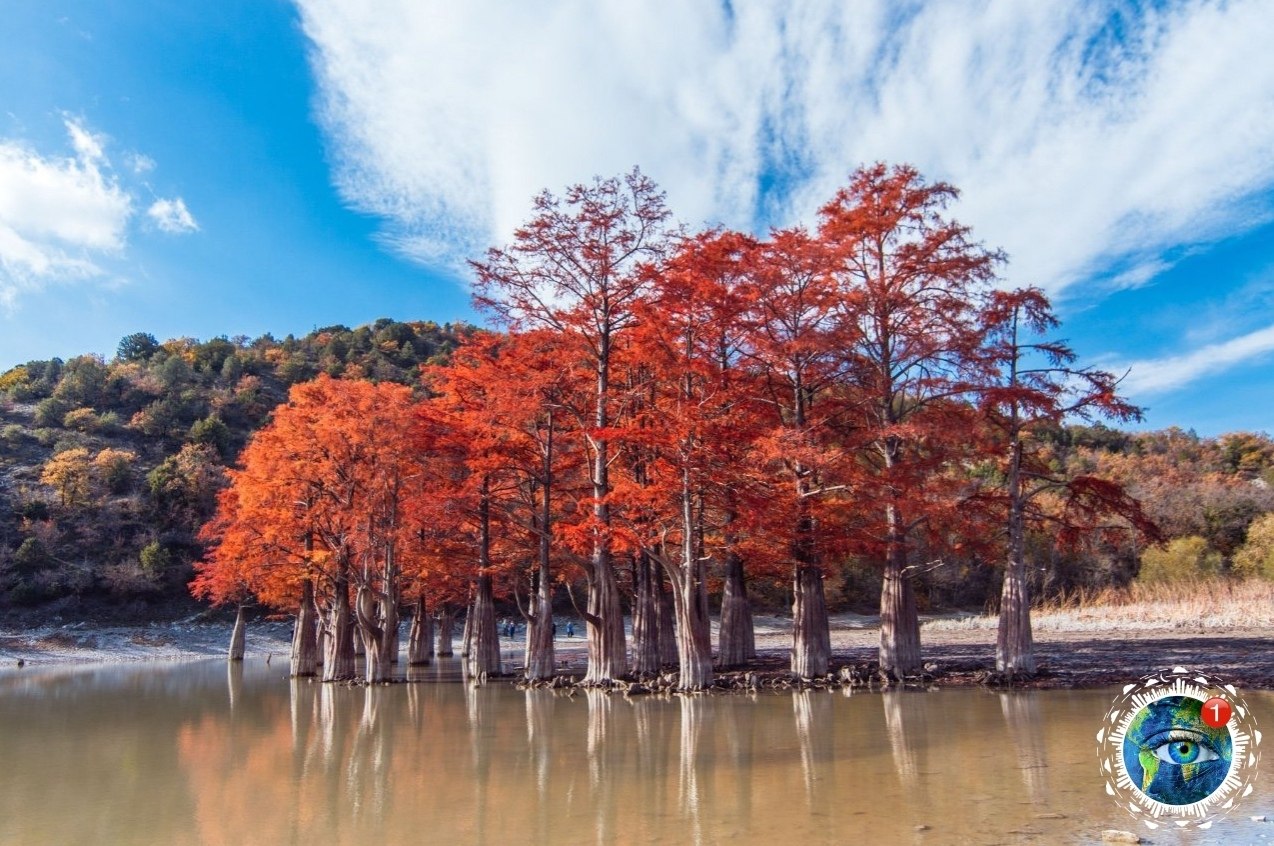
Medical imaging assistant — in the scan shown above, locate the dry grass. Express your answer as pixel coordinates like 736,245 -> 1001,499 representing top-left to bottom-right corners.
924,579 -> 1274,633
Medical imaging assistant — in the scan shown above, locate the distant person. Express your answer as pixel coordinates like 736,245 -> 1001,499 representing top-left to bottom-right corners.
566,621 -> 575,637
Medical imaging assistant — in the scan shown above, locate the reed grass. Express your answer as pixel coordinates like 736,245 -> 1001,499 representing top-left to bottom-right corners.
923,578 -> 1274,633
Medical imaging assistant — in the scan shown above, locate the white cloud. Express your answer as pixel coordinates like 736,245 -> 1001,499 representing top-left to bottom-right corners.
64,118 -> 105,163
0,119 -> 194,306
1121,323 -> 1274,394
147,197 -> 198,234
127,153 -> 156,175
0,118 -> 132,304
296,0 -> 1274,292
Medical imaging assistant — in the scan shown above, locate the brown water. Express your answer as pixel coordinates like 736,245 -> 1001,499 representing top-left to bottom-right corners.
1,660 -> 1272,845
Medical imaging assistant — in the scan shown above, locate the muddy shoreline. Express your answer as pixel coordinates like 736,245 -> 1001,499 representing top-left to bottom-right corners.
3,614 -> 1272,691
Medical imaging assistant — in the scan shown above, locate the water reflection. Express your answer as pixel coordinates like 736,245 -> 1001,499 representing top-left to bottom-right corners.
679,695 -> 706,845
882,690 -> 922,792
2,663 -> 1273,845
1000,691 -> 1050,804
794,689 -> 834,805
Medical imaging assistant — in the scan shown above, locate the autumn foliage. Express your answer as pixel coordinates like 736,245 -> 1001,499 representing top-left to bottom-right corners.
194,164 -> 1158,687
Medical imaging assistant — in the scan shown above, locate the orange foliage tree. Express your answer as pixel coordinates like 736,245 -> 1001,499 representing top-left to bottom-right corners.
194,375 -> 439,682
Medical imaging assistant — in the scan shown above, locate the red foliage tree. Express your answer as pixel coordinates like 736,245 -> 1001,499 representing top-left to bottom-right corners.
620,230 -> 769,688
978,287 -> 1156,674
817,163 -> 1003,677
471,168 -> 674,684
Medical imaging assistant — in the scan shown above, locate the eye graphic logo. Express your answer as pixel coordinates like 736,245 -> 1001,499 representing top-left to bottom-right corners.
1097,668 -> 1261,831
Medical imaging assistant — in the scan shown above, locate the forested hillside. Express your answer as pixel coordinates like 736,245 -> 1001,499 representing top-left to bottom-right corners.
917,424 -> 1274,609
0,319 -> 473,619
3,337 -> 1273,633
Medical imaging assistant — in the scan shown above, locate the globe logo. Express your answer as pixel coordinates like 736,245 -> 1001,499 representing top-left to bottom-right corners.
1097,668 -> 1261,831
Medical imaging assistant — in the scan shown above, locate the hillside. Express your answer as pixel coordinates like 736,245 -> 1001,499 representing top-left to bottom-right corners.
0,319 -> 473,621
1,318 -> 1272,624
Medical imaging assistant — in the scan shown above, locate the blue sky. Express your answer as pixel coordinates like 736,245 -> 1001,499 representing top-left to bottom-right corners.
1,1 -> 1272,436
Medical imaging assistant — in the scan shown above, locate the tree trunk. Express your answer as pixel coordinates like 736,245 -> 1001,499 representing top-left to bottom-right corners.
322,580 -> 356,682
583,549 -> 627,684
353,627 -> 366,658
667,565 -> 713,691
583,353 -> 628,685
356,584 -> 392,683
631,552 -> 660,676
460,600 -> 474,658
436,606 -> 456,657
996,455 -> 1035,673
227,604 -> 247,661
377,603 -> 398,678
790,498 -> 830,677
656,573 -> 677,666
384,603 -> 400,664
468,573 -> 502,677
315,614 -> 327,669
666,467 -> 713,690
879,535 -> 922,678
717,550 -> 755,668
408,597 -> 433,665
524,572 -> 556,681
290,580 -> 318,677
524,410 -> 557,682
791,564 -> 830,677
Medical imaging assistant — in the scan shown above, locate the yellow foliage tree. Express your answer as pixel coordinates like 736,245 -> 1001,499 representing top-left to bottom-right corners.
1234,513 -> 1274,580
1137,535 -> 1221,584
93,448 -> 137,494
40,448 -> 93,506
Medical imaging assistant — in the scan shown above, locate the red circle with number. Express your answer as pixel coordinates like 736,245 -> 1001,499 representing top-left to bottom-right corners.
1202,696 -> 1232,728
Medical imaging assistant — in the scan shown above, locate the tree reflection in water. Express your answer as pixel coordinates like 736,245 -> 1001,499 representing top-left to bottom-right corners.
999,692 -> 1049,805
225,661 -> 243,714
123,667 -> 1156,845
793,689 -> 835,808
679,695 -> 706,845
882,690 -> 919,792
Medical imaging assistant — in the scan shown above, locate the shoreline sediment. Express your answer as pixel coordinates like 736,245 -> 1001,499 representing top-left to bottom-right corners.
3,614 -> 1272,691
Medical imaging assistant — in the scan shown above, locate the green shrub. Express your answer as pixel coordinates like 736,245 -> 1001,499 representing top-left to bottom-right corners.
14,538 -> 53,574
18,500 -> 50,521
93,448 -> 137,495
188,415 -> 231,458
96,411 -> 123,434
1138,535 -> 1222,584
1234,513 -> 1274,580
33,397 -> 70,428
139,541 -> 173,578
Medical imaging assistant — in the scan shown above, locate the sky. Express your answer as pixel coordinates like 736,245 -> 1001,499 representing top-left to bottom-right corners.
0,0 -> 1272,436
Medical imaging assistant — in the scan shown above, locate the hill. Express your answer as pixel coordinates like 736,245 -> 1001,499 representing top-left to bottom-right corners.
0,319 -> 1272,623
0,319 -> 474,622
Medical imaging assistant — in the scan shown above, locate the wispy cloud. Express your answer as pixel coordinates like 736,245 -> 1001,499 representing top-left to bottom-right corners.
147,197 -> 198,234
296,0 -> 1274,291
126,153 -> 155,175
0,119 -> 196,306
0,118 -> 131,305
1121,323 -> 1274,395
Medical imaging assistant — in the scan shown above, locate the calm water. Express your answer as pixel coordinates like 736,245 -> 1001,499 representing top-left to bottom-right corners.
1,660 -> 1273,845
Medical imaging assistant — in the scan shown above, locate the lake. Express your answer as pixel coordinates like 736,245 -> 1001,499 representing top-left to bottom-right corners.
1,659 -> 1271,845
